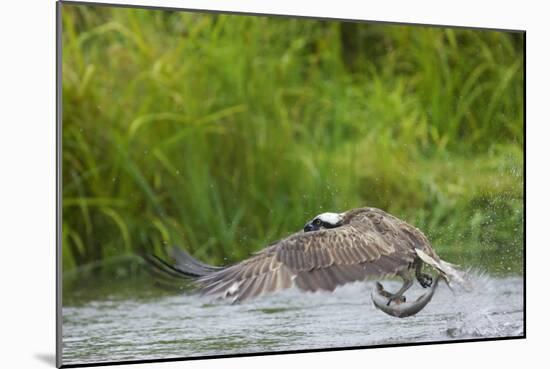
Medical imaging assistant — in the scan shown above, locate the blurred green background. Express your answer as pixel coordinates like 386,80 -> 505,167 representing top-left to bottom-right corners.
61,4 -> 524,293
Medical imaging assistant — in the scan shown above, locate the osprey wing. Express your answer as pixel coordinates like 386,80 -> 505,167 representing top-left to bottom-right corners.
196,209 -> 424,302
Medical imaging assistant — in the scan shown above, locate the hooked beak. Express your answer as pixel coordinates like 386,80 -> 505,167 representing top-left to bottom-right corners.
303,222 -> 319,232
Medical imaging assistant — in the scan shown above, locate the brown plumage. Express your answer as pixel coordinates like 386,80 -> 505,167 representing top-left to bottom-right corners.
146,207 -> 455,303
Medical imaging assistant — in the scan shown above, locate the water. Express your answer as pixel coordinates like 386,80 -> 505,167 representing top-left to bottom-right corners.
62,274 -> 524,365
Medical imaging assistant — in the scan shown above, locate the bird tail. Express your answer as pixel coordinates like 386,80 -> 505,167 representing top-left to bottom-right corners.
142,247 -> 223,281
415,249 -> 472,291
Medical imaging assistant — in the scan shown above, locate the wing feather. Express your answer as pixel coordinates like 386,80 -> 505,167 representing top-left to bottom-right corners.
262,271 -> 276,293
341,247 -> 356,264
294,271 -> 316,292
234,274 -> 266,302
201,278 -> 237,296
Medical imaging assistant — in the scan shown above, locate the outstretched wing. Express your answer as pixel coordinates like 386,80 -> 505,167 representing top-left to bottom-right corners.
196,209 -> 426,302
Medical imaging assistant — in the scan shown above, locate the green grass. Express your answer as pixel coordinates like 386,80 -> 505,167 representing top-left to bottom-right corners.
61,4 -> 524,286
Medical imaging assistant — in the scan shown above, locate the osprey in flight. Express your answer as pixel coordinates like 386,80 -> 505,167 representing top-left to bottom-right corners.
146,207 -> 466,317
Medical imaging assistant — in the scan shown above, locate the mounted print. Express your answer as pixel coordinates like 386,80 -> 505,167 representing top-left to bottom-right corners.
57,1 -> 525,367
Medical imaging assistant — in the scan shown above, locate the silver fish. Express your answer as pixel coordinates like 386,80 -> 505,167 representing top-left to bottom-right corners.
371,275 -> 441,318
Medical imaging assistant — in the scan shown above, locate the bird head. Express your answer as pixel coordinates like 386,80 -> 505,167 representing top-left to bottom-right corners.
303,212 -> 344,232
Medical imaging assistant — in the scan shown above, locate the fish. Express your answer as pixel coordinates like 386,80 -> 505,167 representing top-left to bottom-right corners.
371,275 -> 441,318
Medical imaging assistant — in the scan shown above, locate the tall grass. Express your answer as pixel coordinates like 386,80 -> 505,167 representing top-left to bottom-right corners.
61,4 -> 524,280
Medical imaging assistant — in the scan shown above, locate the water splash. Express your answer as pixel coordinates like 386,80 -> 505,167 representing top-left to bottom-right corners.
441,269 -> 523,339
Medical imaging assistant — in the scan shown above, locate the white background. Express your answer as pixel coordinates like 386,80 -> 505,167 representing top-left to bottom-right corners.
0,0 -> 547,368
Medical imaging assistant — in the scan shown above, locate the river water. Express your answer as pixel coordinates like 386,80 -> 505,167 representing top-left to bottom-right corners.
62,273 -> 524,366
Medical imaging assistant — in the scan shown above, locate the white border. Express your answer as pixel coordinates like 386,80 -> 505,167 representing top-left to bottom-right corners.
1,1 -> 547,368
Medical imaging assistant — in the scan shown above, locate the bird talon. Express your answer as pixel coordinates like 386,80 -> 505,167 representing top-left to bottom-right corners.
418,273 -> 433,288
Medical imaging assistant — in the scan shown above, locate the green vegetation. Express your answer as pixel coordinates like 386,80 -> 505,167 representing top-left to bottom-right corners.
61,4 -> 524,289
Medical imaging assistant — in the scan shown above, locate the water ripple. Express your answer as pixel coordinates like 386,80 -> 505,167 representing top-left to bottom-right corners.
63,274 -> 524,365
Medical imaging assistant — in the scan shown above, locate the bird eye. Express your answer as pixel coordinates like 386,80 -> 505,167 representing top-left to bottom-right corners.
313,219 -> 322,226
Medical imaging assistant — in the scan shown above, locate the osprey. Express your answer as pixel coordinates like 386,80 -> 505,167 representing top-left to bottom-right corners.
146,207 -> 466,317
